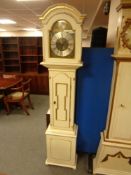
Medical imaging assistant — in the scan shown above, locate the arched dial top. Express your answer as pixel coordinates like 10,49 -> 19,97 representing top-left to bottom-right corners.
121,19 -> 131,50
50,20 -> 75,58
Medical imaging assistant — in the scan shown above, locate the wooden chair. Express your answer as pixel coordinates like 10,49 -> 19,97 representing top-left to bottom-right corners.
0,94 -> 4,99
0,93 -> 4,110
4,79 -> 34,115
2,74 -> 17,79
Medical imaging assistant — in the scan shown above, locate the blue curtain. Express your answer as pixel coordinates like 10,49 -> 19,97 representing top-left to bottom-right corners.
76,48 -> 114,153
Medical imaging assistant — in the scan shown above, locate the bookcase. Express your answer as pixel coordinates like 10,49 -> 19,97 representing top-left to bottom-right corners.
0,38 -> 4,73
19,37 -> 44,73
0,37 -> 48,94
2,37 -> 20,73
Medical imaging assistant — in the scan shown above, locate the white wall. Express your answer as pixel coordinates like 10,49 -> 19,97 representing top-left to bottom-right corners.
0,31 -> 42,37
106,0 -> 120,47
0,0 -> 120,47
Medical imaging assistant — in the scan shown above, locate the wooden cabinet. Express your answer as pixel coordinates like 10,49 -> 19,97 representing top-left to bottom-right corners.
0,37 -> 48,95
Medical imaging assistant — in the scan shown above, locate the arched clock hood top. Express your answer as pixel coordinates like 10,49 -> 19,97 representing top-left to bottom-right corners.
40,3 -> 86,25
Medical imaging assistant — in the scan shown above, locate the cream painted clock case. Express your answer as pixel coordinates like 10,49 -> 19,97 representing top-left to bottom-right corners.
40,4 -> 85,169
93,1 -> 131,175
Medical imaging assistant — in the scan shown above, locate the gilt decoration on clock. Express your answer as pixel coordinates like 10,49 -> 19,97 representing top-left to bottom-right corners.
121,18 -> 131,50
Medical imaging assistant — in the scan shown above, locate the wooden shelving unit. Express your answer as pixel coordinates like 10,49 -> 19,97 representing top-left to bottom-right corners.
2,37 -> 20,73
0,38 -> 4,73
19,37 -> 38,73
0,37 -> 48,94
19,37 -> 44,73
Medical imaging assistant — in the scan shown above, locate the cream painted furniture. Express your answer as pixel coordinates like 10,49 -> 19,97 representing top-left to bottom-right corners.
40,4 -> 85,169
93,1 -> 131,175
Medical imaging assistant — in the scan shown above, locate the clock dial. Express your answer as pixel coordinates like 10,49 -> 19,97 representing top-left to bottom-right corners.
51,31 -> 74,57
50,20 -> 75,58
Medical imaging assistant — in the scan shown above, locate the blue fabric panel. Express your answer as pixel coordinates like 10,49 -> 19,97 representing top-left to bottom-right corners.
75,48 -> 114,153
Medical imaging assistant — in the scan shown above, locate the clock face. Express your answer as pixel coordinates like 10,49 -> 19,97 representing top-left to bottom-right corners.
50,20 -> 75,58
121,19 -> 131,50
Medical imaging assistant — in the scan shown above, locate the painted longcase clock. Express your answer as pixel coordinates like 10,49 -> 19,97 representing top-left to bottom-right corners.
40,4 -> 85,169
93,1 -> 131,175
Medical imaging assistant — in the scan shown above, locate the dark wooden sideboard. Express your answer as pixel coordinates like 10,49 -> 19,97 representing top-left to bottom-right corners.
0,37 -> 49,95
21,72 -> 49,95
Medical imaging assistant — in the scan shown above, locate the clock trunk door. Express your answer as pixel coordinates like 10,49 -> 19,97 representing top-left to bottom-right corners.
109,62 -> 131,141
52,72 -> 71,128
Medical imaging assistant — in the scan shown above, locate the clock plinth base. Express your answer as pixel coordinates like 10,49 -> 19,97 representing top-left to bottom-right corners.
45,157 -> 77,169
45,124 -> 78,169
93,133 -> 131,175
